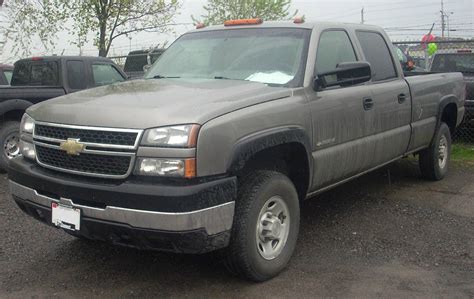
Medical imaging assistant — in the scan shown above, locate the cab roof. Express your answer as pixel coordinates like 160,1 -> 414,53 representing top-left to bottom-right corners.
189,20 -> 383,33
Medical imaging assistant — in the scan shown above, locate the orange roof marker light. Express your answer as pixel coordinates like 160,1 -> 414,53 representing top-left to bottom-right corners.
294,16 -> 305,24
224,18 -> 263,26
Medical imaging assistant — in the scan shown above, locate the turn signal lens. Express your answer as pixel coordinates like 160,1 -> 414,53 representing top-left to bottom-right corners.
224,18 -> 263,26
19,140 -> 36,160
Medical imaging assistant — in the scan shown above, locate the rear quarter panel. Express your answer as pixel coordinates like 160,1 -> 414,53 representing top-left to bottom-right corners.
406,72 -> 465,151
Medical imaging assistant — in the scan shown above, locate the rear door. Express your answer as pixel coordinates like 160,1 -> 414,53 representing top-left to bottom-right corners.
308,29 -> 375,190
355,30 -> 412,166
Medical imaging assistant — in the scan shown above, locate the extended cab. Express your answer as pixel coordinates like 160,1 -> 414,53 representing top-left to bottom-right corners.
8,21 -> 465,281
0,56 -> 126,170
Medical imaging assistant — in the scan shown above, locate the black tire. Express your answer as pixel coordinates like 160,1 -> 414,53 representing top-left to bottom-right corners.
0,121 -> 21,172
419,122 -> 451,181
224,170 -> 300,282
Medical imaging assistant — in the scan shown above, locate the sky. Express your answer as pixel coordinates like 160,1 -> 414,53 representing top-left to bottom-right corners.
0,0 -> 473,63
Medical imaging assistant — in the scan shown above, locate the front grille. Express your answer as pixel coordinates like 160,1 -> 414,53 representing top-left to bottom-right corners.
35,124 -> 138,146
36,145 -> 132,176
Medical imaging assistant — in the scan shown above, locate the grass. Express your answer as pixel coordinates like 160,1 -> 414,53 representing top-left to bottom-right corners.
451,143 -> 474,164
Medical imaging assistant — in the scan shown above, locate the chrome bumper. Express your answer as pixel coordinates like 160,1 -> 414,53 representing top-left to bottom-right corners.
9,180 -> 234,235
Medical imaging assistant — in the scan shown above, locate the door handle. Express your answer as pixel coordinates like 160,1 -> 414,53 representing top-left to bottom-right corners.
363,98 -> 374,111
398,93 -> 407,104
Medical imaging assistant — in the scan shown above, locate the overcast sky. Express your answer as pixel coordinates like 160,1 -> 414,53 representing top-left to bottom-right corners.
1,0 -> 473,62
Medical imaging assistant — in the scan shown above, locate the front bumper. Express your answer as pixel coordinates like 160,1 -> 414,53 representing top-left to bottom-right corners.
9,158 -> 237,253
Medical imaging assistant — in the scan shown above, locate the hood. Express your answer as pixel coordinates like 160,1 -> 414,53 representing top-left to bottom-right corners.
27,79 -> 292,129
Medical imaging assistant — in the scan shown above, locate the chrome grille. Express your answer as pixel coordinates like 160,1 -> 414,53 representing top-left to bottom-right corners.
36,145 -> 132,176
35,124 -> 138,146
32,122 -> 142,179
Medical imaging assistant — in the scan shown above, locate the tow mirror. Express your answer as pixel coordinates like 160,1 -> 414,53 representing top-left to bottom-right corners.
314,61 -> 371,91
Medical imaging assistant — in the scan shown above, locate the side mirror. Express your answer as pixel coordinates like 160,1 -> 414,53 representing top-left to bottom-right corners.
314,61 -> 372,91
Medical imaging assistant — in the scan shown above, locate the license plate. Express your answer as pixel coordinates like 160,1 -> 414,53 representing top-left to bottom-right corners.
51,202 -> 81,231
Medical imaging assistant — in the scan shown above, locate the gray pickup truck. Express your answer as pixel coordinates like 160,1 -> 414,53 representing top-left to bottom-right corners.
9,20 -> 465,281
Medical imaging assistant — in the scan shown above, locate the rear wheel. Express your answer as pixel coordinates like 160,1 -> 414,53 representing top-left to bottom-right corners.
0,121 -> 21,172
419,122 -> 451,181
224,170 -> 300,282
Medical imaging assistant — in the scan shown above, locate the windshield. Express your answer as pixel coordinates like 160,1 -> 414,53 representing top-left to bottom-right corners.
145,28 -> 311,87
431,53 -> 474,73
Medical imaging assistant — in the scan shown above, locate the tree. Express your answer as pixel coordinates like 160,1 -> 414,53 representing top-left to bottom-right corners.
0,0 -> 181,58
193,0 -> 297,25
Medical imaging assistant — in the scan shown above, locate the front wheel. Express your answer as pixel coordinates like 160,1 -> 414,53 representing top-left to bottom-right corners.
224,171 -> 300,282
0,121 -> 22,172
419,122 -> 451,181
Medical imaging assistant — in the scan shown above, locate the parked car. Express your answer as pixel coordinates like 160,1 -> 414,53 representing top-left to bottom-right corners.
123,48 -> 166,79
9,20 -> 465,281
0,56 -> 127,171
0,64 -> 13,85
430,50 -> 474,126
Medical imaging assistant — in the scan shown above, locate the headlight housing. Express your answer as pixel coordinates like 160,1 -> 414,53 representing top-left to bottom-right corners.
20,114 -> 35,134
19,140 -> 36,160
134,158 -> 196,178
141,124 -> 200,148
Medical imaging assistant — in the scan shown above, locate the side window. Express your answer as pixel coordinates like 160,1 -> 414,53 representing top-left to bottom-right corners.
92,64 -> 125,86
315,30 -> 357,74
67,60 -> 87,89
3,70 -> 12,85
356,31 -> 397,81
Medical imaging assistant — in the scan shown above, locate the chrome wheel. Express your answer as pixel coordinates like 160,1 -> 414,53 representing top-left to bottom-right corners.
4,132 -> 20,160
256,196 -> 290,260
438,135 -> 448,169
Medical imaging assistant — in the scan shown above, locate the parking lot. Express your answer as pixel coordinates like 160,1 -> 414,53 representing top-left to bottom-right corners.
0,159 -> 473,298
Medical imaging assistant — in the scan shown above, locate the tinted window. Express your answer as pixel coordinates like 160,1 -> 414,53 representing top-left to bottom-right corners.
11,61 -> 59,86
123,51 -> 148,72
92,64 -> 125,86
356,31 -> 397,81
4,70 -> 12,85
67,61 -> 87,89
316,30 -> 357,74
431,53 -> 474,73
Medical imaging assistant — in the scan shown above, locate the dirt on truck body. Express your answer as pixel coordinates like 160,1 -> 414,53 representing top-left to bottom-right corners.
8,20 -> 466,281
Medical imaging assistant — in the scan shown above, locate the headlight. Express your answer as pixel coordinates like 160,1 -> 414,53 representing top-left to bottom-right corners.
141,124 -> 200,147
134,158 -> 196,178
20,114 -> 35,134
19,140 -> 36,160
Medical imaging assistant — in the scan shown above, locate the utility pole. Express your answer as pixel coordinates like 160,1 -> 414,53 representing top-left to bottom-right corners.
440,0 -> 446,38
360,7 -> 365,24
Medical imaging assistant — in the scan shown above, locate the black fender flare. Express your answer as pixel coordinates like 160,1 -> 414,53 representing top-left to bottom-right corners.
226,126 -> 313,181
0,99 -> 34,120
436,95 -> 459,128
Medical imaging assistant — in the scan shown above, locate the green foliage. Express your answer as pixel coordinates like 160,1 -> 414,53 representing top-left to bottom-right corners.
0,0 -> 181,58
451,144 -> 474,162
193,0 -> 297,25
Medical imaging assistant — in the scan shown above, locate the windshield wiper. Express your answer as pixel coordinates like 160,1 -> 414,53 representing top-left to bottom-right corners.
152,75 -> 181,79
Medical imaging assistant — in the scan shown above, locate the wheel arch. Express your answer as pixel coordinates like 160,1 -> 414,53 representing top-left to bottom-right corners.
227,126 -> 313,201
0,99 -> 34,123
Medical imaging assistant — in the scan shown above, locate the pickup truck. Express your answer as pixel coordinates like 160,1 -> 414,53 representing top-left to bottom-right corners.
430,50 -> 473,126
8,20 -> 465,282
0,64 -> 13,85
0,56 -> 126,171
123,48 -> 166,79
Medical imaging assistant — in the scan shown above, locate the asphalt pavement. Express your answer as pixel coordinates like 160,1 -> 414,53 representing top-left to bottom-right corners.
0,159 -> 473,298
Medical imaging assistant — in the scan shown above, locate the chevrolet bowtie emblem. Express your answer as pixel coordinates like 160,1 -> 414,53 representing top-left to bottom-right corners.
59,138 -> 85,156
